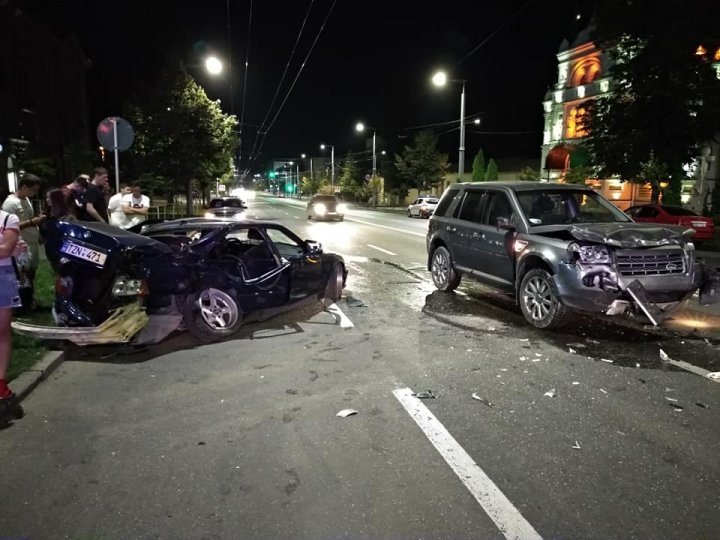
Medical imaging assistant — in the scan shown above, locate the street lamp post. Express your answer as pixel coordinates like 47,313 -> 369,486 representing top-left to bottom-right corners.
355,122 -> 377,177
320,144 -> 335,191
432,70 -> 467,177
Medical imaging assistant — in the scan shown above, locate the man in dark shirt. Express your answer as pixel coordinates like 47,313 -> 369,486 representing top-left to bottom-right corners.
79,167 -> 109,223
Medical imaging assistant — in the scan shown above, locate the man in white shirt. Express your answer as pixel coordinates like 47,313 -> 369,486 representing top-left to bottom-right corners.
1,174 -> 42,309
108,184 -> 132,228
122,182 -> 151,229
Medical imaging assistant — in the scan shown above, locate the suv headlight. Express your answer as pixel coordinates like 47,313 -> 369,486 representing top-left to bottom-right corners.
314,203 -> 327,215
577,244 -> 611,264
336,203 -> 348,214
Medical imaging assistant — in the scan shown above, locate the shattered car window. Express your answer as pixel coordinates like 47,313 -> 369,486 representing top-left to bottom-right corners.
517,190 -> 631,226
266,228 -> 305,258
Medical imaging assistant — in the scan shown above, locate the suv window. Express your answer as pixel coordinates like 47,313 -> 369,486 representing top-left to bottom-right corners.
433,187 -> 460,217
455,190 -> 485,223
484,192 -> 514,225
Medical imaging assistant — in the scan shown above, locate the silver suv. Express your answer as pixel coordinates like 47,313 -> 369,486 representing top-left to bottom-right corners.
426,182 -> 717,329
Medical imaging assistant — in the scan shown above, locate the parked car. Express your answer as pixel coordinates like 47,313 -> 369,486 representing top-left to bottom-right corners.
307,195 -> 347,221
426,182 -> 718,329
204,197 -> 247,219
12,219 -> 347,344
624,204 -> 715,246
407,196 -> 439,218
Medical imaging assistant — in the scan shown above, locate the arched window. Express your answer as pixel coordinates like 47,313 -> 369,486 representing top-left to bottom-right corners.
565,104 -> 589,139
569,58 -> 601,87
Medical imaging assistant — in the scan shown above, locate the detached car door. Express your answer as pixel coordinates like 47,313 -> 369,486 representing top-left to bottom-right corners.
265,227 -> 325,301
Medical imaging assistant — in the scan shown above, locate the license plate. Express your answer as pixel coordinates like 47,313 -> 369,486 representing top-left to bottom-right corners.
691,221 -> 707,228
60,241 -> 107,267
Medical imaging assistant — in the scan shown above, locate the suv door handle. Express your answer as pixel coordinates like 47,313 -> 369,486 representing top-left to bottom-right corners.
446,226 -> 457,233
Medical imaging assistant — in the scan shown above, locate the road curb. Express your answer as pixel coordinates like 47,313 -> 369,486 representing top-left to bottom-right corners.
12,349 -> 65,403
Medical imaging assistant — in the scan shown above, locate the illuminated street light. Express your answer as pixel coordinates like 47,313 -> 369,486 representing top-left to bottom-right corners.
320,143 -> 335,189
432,69 -> 466,176
205,56 -> 223,75
355,122 -> 377,177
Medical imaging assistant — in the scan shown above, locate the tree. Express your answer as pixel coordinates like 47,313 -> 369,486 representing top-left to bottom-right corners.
471,149 -> 486,181
338,152 -> 364,201
585,0 -> 720,206
564,165 -> 596,185
301,169 -> 328,196
484,158 -> 498,181
393,130 -> 449,192
124,66 -> 237,215
518,166 -> 540,181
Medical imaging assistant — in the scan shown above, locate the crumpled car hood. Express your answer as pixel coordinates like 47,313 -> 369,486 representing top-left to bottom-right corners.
569,223 -> 694,248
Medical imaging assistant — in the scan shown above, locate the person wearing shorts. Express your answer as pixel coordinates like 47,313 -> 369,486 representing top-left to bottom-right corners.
0,209 -> 26,401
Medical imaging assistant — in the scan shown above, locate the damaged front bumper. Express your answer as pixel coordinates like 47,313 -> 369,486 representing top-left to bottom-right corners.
11,302 -> 149,346
553,258 -> 719,326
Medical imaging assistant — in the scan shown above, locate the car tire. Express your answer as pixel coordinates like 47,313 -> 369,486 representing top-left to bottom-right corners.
308,215 -> 312,220
407,210 -> 412,217
519,268 -> 570,329
430,246 -> 461,292
182,287 -> 243,343
324,263 -> 345,303
338,216 -> 344,222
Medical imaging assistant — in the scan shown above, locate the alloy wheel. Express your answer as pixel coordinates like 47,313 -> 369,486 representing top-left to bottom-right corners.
522,276 -> 554,322
196,288 -> 240,329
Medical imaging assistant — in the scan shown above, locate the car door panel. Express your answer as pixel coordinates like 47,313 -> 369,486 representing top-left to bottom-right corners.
473,191 -> 515,285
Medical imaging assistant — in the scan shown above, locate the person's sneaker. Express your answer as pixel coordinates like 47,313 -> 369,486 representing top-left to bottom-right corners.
0,379 -> 14,400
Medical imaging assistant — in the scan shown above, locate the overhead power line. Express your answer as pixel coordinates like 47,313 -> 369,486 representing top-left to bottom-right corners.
237,0 -> 253,161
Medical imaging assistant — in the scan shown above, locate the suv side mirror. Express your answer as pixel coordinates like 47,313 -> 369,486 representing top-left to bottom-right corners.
497,217 -> 515,231
305,240 -> 323,254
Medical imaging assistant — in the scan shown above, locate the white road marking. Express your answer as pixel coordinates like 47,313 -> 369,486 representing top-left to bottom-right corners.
667,358 -> 719,381
393,387 -> 542,540
367,244 -> 397,256
348,217 -> 426,238
325,302 -> 354,329
338,254 -> 371,264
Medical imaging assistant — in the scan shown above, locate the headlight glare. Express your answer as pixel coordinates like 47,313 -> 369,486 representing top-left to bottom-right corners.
315,203 -> 327,215
336,203 -> 348,214
204,212 -> 215,219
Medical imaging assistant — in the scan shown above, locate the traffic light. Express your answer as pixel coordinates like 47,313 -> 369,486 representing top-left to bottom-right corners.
285,183 -> 294,193
268,171 -> 276,179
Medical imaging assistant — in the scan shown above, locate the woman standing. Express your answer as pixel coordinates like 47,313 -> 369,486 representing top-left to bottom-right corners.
0,207 -> 27,415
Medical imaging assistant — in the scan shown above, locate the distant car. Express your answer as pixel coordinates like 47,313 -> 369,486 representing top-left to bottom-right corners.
204,197 -> 247,220
407,197 -> 439,218
624,204 -> 715,245
307,195 -> 347,221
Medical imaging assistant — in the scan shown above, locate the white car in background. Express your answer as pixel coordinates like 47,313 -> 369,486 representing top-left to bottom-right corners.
407,197 -> 439,218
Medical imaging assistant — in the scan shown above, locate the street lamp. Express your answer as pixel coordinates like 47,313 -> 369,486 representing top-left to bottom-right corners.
432,70 -> 467,177
355,122 -> 377,177
205,56 -> 223,75
320,143 -> 335,191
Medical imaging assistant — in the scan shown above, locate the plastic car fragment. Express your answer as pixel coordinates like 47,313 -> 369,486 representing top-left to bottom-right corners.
471,393 -> 493,407
543,388 -> 556,398
346,297 -> 365,308
572,441 -> 581,450
336,409 -> 358,417
412,390 -> 436,399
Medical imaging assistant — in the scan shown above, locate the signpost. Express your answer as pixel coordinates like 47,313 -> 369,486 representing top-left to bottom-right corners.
96,117 -> 135,193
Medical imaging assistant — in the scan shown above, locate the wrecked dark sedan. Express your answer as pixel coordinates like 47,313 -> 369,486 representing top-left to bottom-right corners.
427,182 -> 718,329
12,218 -> 347,344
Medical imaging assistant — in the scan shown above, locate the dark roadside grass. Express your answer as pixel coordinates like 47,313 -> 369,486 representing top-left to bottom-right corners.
8,258 -> 56,382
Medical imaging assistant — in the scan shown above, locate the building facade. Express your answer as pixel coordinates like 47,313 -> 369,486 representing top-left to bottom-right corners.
541,28 -> 720,211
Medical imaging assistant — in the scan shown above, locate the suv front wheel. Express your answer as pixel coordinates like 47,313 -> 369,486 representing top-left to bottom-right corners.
519,268 -> 570,329
430,246 -> 461,292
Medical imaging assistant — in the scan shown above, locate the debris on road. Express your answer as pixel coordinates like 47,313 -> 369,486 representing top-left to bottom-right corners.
569,348 -> 577,354
520,356 -> 528,361
572,441 -> 581,450
586,339 -> 600,344
336,409 -> 358,417
572,381 -> 580,385
708,372 -> 720,381
544,388 -> 557,398
665,396 -> 678,403
668,403 -> 684,411
412,390 -> 436,399
519,338 -> 529,342
471,393 -> 494,407
567,343 -> 587,349
666,388 -> 675,392
696,402 -> 710,409
346,297 -> 365,308
600,358 -> 614,364
659,349 -> 670,362
535,353 -> 542,357
600,388 -> 608,394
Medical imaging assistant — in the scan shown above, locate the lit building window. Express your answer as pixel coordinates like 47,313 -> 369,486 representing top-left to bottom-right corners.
543,101 -> 552,113
570,58 -> 601,87
554,91 -> 563,103
565,104 -> 589,139
577,85 -> 585,98
715,47 -> 720,61
543,130 -> 551,144
600,80 -> 610,93
696,45 -> 707,56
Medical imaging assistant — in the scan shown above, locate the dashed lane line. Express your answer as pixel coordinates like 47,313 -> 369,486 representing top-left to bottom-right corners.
393,387 -> 543,540
367,244 -> 397,256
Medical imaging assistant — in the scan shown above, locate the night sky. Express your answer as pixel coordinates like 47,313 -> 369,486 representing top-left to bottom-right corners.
23,0 -> 594,172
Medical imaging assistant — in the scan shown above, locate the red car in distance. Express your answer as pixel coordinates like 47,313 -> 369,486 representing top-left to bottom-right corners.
624,204 -> 715,245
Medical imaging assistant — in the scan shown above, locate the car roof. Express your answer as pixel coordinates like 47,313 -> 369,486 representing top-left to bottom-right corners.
450,181 -> 595,192
142,217 -> 281,234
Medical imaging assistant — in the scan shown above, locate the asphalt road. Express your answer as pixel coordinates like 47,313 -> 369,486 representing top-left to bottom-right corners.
2,194 -> 720,540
